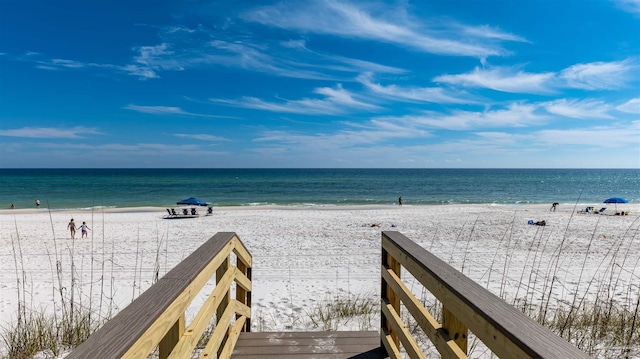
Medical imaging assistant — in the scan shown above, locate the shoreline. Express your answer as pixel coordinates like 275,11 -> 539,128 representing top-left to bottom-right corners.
0,202 -> 626,215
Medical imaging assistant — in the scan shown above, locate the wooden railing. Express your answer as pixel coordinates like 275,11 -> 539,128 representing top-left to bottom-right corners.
380,231 -> 591,359
67,232 -> 252,359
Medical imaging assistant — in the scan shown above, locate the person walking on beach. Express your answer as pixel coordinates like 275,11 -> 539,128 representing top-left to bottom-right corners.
67,218 -> 77,239
80,221 -> 91,238
398,196 -> 403,206
550,202 -> 558,212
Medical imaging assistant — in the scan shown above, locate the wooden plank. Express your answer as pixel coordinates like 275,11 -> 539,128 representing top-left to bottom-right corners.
232,236 -> 253,268
442,307 -> 467,354
201,300 -> 237,357
381,231 -> 591,359
380,247 -> 400,347
234,266 -> 252,292
236,260 -> 251,332
216,254 -> 231,358
380,328 -> 401,359
381,266 -> 467,359
236,331 -> 380,341
66,232 -> 239,359
231,331 -> 388,359
219,316 -> 247,358
159,314 -> 185,359
167,267 -> 235,359
380,299 -> 427,359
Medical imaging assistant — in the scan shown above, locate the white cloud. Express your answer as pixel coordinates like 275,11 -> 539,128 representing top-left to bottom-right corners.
213,85 -> 379,115
0,126 -> 100,139
616,98 -> 640,114
434,59 -> 637,93
543,99 -> 613,119
124,104 -> 189,115
434,66 -> 555,94
51,59 -> 86,68
458,24 -> 528,43
378,102 -> 545,130
174,133 -> 230,142
560,60 -> 636,90
253,117 -> 430,153
613,0 -> 640,15
123,104 -> 233,118
358,73 -> 475,104
242,0 -> 519,58
123,43 -> 181,79
534,122 -> 640,147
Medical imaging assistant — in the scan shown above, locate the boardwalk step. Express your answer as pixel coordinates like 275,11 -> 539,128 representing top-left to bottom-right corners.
231,331 -> 389,358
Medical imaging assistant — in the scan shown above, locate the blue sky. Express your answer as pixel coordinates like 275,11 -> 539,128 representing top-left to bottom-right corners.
1,0 -> 639,168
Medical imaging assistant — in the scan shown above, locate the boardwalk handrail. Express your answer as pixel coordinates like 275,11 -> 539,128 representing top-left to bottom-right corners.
67,232 -> 252,359
380,231 -> 590,359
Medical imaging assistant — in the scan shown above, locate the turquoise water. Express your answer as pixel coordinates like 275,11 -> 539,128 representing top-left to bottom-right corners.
0,168 -> 638,209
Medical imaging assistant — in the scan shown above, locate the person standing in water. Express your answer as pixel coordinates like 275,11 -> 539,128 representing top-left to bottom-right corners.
398,196 -> 403,206
80,221 -> 91,238
67,218 -> 77,239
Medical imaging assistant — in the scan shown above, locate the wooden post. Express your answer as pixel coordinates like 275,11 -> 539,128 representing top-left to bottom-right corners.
442,307 -> 468,354
216,256 -> 230,358
158,313 -> 184,359
236,261 -> 252,332
381,247 -> 401,347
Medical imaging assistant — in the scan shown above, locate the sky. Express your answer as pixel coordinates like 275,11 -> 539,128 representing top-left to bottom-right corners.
0,0 -> 639,168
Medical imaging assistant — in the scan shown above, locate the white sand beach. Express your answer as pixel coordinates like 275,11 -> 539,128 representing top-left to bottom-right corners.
1,204 -> 639,357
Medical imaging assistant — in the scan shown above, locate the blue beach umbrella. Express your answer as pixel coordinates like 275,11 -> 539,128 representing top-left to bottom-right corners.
176,197 -> 209,206
603,197 -> 628,212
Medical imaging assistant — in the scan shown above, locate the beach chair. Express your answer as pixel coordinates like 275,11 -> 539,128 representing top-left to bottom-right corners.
207,206 -> 213,215
171,208 -> 178,216
182,208 -> 189,215
166,209 -> 173,216
190,208 -> 197,215
597,207 -> 606,214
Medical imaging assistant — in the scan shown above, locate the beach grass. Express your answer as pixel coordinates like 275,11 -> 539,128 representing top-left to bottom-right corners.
305,293 -> 377,331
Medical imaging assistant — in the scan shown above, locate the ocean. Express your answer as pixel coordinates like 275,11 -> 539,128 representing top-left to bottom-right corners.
0,168 -> 638,210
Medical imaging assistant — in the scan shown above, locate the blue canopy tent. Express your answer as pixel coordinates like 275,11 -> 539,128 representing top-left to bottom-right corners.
176,197 -> 209,206
603,197 -> 628,212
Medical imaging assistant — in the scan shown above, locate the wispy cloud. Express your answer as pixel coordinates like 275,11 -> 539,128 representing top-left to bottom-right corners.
0,126 -> 100,139
434,66 -> 555,94
124,104 -> 189,115
357,72 -> 476,104
376,102 -> 546,130
434,59 -> 637,93
560,59 -> 637,90
213,84 -> 380,115
616,98 -> 640,113
457,24 -> 529,43
252,117 -> 430,156
174,133 -> 230,142
121,43 -> 181,79
242,0 -> 521,59
123,104 -> 233,118
613,0 -> 640,15
543,99 -> 613,119
533,121 -> 640,147
468,123 -> 639,151
51,59 -> 86,68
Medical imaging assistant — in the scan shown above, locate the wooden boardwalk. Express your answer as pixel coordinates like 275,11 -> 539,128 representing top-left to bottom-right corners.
230,331 -> 389,359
